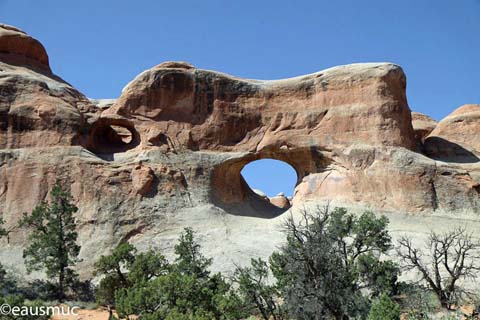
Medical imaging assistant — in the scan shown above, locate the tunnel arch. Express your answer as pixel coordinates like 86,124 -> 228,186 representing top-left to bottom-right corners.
211,147 -> 329,218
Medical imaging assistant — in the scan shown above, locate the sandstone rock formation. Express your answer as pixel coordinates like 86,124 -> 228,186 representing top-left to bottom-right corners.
0,25 -> 479,277
424,104 -> 480,162
0,24 -> 50,71
269,195 -> 291,209
411,111 -> 437,143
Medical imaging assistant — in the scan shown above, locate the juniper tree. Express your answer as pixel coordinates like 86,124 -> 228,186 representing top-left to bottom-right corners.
19,184 -> 80,301
233,258 -> 285,320
111,228 -> 247,319
270,206 -> 399,320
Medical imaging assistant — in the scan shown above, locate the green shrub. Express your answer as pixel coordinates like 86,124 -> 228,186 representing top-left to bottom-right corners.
233,258 -> 285,320
96,228 -> 249,319
367,293 -> 400,320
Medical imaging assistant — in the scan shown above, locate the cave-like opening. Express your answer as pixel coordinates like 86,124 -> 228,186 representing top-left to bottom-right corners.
84,119 -> 139,156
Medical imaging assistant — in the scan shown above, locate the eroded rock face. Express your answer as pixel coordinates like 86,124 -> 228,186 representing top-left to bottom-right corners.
411,112 -> 437,144
0,26 -> 479,278
0,24 -> 50,71
424,104 -> 480,162
0,25 -> 94,149
108,62 -> 416,153
270,195 -> 291,209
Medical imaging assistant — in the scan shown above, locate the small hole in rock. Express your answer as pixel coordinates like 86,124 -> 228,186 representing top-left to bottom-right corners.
86,122 -> 138,155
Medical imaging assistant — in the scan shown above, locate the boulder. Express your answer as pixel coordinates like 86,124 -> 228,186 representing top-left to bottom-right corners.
131,165 -> 156,196
269,195 -> 291,209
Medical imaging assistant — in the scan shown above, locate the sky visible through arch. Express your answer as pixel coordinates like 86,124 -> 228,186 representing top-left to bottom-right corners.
2,0 -> 479,195
241,160 -> 297,198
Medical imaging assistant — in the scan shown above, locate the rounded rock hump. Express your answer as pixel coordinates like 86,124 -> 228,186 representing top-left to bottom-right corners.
0,24 -> 93,149
424,104 -> 480,162
108,62 -> 416,152
156,61 -> 195,69
0,24 -> 50,71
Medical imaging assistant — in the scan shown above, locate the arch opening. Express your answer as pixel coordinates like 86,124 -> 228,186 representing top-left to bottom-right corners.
211,148 -> 327,218
241,159 -> 297,209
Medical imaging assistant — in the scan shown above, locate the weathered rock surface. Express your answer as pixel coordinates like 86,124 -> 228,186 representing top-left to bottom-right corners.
0,24 -> 50,71
269,195 -> 291,209
411,111 -> 437,143
0,26 -> 479,278
424,104 -> 480,162
0,25 -> 95,150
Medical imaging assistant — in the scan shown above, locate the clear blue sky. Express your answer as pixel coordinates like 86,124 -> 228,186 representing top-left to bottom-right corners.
2,0 -> 479,196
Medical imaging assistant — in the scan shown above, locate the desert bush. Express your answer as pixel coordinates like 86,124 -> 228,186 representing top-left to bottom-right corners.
94,242 -> 137,306
96,228 -> 248,319
367,293 -> 401,320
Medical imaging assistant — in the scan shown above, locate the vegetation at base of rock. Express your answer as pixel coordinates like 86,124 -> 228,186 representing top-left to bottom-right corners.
233,257 -> 285,320
367,293 -> 401,320
95,228 -> 249,319
3,194 -> 480,319
0,217 -> 50,320
267,206 -> 400,319
19,184 -> 81,302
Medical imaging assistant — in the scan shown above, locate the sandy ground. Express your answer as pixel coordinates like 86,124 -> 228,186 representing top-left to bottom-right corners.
50,308 -> 112,320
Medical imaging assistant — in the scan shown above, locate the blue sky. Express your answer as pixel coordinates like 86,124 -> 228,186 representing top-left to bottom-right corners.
2,0 -> 479,196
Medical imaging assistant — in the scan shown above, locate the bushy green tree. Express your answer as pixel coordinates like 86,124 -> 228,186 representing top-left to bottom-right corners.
96,228 -> 247,319
367,293 -> 401,320
19,184 -> 80,301
233,258 -> 284,320
174,228 -> 212,279
94,242 -> 137,306
270,206 -> 399,320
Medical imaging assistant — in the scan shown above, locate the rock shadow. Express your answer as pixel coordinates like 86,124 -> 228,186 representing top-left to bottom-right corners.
213,175 -> 290,219
81,118 -> 141,160
424,137 -> 479,163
